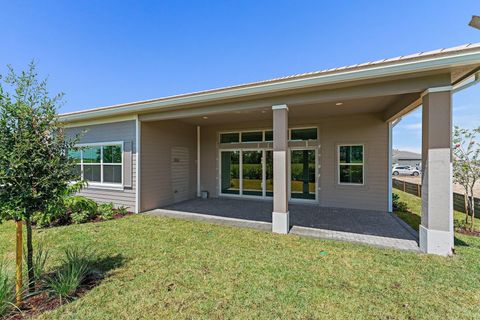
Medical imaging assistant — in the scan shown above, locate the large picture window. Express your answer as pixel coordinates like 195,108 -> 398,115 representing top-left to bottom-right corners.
338,145 -> 364,185
69,142 -> 123,185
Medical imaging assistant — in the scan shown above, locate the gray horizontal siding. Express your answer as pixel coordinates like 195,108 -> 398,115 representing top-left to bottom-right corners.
65,120 -> 137,211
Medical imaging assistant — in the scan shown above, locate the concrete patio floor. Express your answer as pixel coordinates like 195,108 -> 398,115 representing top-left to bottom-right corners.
147,198 -> 419,252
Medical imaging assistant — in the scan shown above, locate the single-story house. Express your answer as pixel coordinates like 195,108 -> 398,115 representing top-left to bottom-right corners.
392,149 -> 422,167
62,43 -> 480,256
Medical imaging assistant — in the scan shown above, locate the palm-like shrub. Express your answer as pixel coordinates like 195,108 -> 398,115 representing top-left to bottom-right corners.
28,244 -> 49,284
0,262 -> 15,317
46,248 -> 91,303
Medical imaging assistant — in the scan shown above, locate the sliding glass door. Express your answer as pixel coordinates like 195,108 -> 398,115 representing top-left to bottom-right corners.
220,149 -> 266,197
220,148 -> 316,201
220,151 -> 240,194
265,150 -> 274,197
290,149 -> 316,200
242,151 -> 263,196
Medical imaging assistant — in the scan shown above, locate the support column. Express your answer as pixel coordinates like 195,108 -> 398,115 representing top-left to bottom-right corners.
420,88 -> 454,256
272,104 -> 289,234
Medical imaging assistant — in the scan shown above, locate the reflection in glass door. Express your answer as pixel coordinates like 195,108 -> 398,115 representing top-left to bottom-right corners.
221,151 -> 240,194
242,151 -> 263,196
265,151 -> 273,197
291,150 -> 316,199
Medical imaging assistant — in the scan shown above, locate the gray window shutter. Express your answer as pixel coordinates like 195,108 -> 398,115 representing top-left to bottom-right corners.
123,141 -> 133,188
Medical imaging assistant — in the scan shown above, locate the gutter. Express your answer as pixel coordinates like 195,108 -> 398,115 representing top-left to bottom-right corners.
453,72 -> 480,93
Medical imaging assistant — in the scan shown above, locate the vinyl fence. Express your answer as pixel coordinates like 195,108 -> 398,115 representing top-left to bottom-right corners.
392,178 -> 480,214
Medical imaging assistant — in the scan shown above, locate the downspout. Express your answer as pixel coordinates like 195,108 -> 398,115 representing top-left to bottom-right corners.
197,126 -> 201,197
135,115 -> 141,213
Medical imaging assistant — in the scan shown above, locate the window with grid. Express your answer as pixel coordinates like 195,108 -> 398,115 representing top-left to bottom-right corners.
69,143 -> 123,185
338,145 -> 364,185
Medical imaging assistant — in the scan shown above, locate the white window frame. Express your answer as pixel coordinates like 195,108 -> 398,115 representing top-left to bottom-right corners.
240,131 -> 264,143
74,141 -> 124,188
289,127 -> 318,141
288,147 -> 318,202
337,144 -> 365,186
218,147 -> 318,203
218,127 -> 318,144
219,148 -> 274,199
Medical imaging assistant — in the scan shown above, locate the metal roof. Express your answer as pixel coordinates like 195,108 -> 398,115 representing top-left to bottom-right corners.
61,43 -> 480,122
393,149 -> 422,160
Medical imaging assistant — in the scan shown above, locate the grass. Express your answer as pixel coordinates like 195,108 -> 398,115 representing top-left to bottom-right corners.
0,213 -> 479,318
394,189 -> 480,233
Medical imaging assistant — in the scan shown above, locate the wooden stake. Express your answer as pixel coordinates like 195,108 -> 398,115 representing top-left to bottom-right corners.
15,220 -> 22,305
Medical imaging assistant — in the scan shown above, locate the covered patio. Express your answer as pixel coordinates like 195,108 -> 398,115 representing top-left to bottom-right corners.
128,44 -> 480,256
148,198 -> 419,251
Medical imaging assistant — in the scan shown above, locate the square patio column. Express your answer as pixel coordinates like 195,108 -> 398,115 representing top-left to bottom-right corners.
272,104 -> 289,234
420,89 -> 454,256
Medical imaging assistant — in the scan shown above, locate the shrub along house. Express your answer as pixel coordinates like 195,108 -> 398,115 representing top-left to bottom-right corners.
62,43 -> 480,256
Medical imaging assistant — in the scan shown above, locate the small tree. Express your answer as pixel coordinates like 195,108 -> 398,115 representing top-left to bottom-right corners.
0,62 -> 80,301
453,126 -> 480,231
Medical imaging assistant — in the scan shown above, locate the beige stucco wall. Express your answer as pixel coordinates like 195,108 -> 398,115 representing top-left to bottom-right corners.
140,120 -> 197,211
199,113 -> 389,212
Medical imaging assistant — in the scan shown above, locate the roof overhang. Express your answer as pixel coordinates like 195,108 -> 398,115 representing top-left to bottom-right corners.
60,44 -> 480,124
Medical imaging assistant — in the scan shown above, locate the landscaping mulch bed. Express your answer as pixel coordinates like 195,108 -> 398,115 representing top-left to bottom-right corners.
6,272 -> 104,320
456,228 -> 480,237
90,211 -> 133,224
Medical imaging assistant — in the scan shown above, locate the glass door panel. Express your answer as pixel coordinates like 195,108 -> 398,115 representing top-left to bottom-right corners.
221,151 -> 240,194
242,151 -> 263,196
265,150 -> 273,197
291,150 -> 316,200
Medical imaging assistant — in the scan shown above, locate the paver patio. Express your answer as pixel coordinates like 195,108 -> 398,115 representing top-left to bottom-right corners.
147,198 -> 419,252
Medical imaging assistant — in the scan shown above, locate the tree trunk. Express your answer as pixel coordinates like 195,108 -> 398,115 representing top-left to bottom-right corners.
25,218 -> 35,293
15,220 -> 23,305
470,190 -> 476,232
464,193 -> 469,224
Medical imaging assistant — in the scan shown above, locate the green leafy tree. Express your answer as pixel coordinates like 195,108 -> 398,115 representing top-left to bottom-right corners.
453,126 -> 480,231
0,62 -> 81,298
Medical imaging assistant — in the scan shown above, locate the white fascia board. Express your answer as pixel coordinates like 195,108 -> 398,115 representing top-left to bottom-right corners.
62,114 -> 137,128
421,86 -> 453,97
60,50 -> 480,123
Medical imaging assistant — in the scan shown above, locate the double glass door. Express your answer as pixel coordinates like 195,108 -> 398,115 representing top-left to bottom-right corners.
220,149 -> 315,200
221,149 -> 273,198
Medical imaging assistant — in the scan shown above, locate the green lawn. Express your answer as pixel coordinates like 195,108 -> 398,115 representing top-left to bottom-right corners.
394,189 -> 480,233
0,210 -> 479,319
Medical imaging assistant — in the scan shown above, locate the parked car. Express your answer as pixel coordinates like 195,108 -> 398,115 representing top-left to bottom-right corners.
392,165 -> 420,176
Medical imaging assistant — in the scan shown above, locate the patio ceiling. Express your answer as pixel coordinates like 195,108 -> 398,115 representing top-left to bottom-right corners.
175,94 -> 409,126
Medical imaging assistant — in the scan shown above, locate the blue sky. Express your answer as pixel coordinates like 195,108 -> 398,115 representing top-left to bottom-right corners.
1,1 -> 479,153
